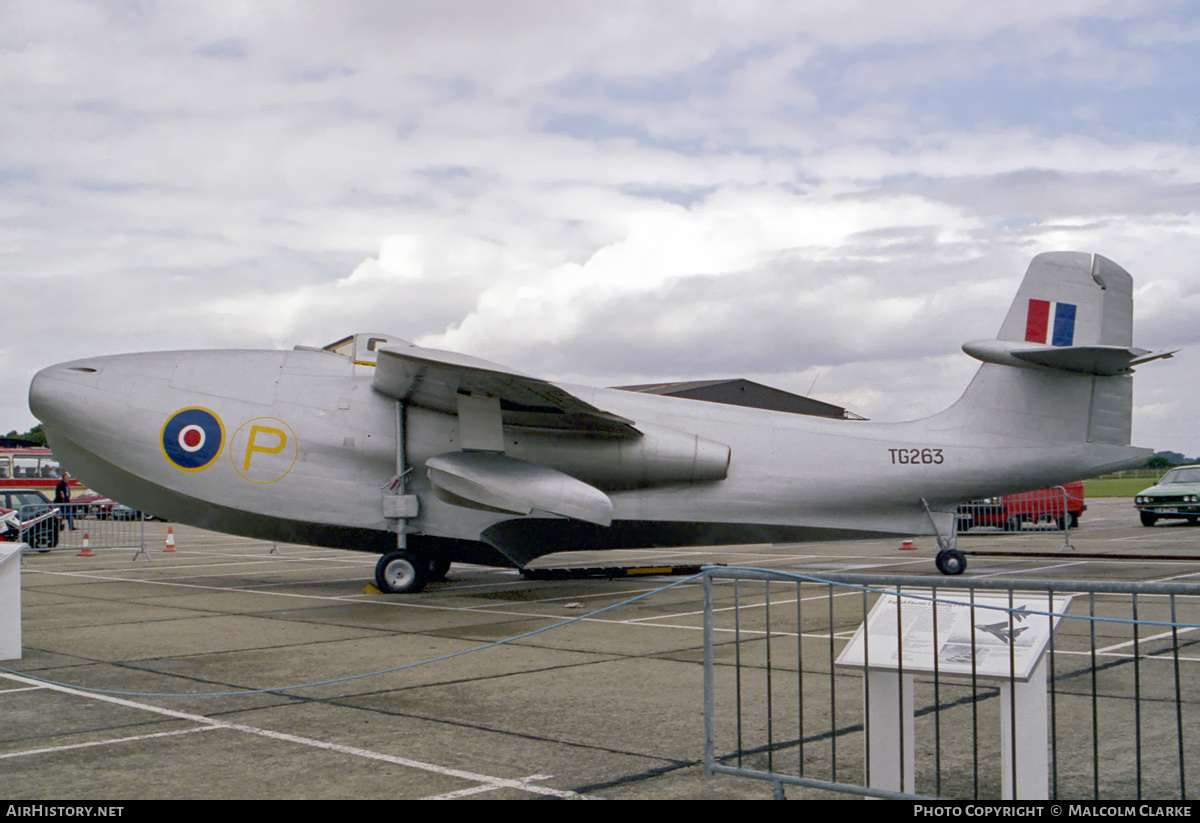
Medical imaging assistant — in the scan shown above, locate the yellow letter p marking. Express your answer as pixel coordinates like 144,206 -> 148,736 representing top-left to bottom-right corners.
243,425 -> 287,471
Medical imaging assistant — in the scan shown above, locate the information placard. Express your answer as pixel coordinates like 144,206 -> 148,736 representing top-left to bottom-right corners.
836,588 -> 1072,681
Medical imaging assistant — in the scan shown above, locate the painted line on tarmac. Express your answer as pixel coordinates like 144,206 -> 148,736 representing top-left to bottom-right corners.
23,567 -> 388,602
0,672 -> 587,800
1152,570 -> 1200,583
974,559 -> 1092,577
0,725 -> 221,760
1053,648 -> 1200,663
630,585 -> 861,625
20,566 -> 720,637
168,548 -> 369,564
27,554 -> 371,576
422,774 -> 574,800
1093,626 -> 1199,656
0,685 -> 43,695
34,558 -> 1199,657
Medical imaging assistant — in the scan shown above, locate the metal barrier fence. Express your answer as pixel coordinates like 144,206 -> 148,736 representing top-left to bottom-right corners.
16,503 -> 145,555
702,567 -> 1200,800
1098,469 -> 1172,481
956,485 -> 1079,550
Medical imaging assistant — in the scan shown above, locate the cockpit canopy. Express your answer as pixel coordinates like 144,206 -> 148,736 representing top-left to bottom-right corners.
319,333 -> 412,367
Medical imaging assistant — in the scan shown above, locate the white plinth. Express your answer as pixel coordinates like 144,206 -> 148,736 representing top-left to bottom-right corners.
866,670 -> 915,794
839,589 -> 1069,800
0,543 -> 23,660
1000,656 -> 1049,799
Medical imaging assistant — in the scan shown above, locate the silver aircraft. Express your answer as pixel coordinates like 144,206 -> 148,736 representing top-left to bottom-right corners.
29,252 -> 1173,591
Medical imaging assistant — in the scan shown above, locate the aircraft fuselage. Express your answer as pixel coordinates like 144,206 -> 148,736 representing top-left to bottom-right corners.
29,342 -> 1146,567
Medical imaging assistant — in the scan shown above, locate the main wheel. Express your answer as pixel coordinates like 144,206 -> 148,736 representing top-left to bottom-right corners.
1139,512 -> 1158,527
935,549 -> 967,576
375,551 -> 430,594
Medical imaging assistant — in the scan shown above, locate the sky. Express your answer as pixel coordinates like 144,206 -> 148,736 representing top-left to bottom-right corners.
2,0 -> 1198,456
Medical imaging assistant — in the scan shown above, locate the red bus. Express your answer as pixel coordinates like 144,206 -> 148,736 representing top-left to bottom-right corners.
0,446 -> 86,493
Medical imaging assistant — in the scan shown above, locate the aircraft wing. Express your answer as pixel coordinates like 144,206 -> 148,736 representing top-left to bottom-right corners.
372,345 -> 639,436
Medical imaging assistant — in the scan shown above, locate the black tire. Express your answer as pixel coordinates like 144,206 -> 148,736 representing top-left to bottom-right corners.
375,550 -> 429,594
935,549 -> 966,576
1069,512 -> 1080,528
427,557 -> 451,581
27,522 -> 59,550
1140,511 -> 1158,527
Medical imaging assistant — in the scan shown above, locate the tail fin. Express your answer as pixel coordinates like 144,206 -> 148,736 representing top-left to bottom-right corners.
943,252 -> 1171,457
999,251 -> 1133,347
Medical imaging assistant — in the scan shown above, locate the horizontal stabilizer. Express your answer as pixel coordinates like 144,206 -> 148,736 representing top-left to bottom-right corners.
425,451 -> 613,526
373,345 -> 638,436
962,339 -> 1177,376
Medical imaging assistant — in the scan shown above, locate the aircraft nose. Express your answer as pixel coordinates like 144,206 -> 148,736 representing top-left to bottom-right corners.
29,359 -> 106,434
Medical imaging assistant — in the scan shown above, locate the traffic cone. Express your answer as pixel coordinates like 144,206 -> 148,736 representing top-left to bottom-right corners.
77,532 -> 95,557
164,526 -> 176,552
899,539 -> 916,551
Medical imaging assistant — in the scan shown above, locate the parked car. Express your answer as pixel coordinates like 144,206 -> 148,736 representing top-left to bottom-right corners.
73,493 -> 116,519
107,502 -> 144,521
73,493 -> 151,520
1134,465 -> 1200,526
957,481 -> 1086,532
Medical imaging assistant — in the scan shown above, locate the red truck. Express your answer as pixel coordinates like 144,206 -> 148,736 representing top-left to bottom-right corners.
956,481 -> 1086,532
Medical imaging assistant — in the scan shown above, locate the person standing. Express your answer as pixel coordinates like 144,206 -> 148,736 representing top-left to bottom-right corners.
54,472 -> 76,530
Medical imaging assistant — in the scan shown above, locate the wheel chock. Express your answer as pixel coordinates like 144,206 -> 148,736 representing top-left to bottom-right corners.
520,563 -> 712,580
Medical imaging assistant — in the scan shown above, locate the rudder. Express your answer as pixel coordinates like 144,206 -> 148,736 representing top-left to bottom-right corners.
995,252 -> 1132,348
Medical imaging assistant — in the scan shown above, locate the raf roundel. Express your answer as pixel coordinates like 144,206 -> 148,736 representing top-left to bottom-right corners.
161,408 -> 225,471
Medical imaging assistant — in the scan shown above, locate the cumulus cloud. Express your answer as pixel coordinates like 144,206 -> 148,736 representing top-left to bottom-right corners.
1,0 -> 1198,455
